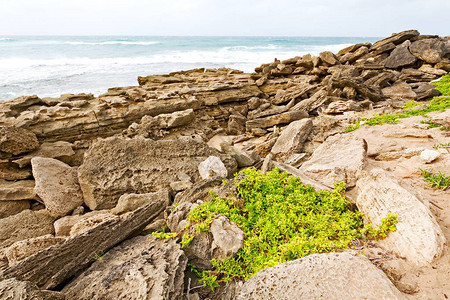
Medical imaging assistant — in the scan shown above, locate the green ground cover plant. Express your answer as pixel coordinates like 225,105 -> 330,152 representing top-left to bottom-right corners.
180,168 -> 398,288
346,75 -> 450,132
420,169 -> 450,190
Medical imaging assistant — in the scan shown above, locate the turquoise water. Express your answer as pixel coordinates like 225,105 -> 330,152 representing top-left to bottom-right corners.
0,36 -> 380,100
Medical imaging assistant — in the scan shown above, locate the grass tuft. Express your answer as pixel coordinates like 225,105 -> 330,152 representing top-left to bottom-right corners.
420,169 -> 450,190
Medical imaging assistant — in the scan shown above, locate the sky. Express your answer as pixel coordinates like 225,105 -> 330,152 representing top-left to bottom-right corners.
0,0 -> 449,37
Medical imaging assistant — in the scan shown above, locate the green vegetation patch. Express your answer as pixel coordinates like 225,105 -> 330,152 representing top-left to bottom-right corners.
421,169 -> 450,190
185,168 -> 398,287
346,75 -> 450,132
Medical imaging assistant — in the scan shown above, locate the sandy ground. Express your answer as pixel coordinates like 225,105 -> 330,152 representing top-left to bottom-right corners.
346,113 -> 450,299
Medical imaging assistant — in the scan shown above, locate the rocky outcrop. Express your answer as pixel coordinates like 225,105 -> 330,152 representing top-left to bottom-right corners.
299,134 -> 368,188
32,157 -> 84,217
356,169 -> 446,266
0,126 -> 39,156
62,235 -> 187,300
0,200 -> 165,289
0,180 -> 36,201
271,118 -> 313,162
77,137 -> 237,210
236,251 -> 405,300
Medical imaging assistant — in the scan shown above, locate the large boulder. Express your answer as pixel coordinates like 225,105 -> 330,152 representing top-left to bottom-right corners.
77,136 -> 237,210
0,126 -> 39,155
410,38 -> 447,64
32,157 -> 84,217
384,40 -> 417,69
0,200 -> 166,289
370,29 -> 419,51
271,119 -> 313,162
3,234 -> 63,265
382,82 -> 417,100
356,169 -> 446,266
299,134 -> 368,188
62,235 -> 187,300
0,209 -> 55,249
236,251 -> 405,300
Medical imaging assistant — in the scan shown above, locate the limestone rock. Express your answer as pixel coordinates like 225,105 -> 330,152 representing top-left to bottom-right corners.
111,190 -> 170,215
430,109 -> 450,126
198,156 -> 228,179
0,278 -> 64,300
77,136 -> 236,210
3,234 -> 63,265
384,40 -> 417,69
183,216 -> 244,269
324,100 -> 362,114
299,134 -> 368,188
236,251 -> 405,300
246,110 -> 308,130
371,29 -> 420,50
420,149 -> 441,163
382,82 -> 417,100
0,180 -> 35,201
410,38 -> 446,64
13,141 -> 75,168
0,162 -> 31,181
0,200 -> 166,289
0,210 -> 55,249
220,143 -> 259,168
62,235 -> 187,300
356,169 -> 446,266
418,64 -> 448,76
319,51 -> 339,66
170,181 -> 193,192
54,211 -> 113,237
69,213 -> 119,236
32,157 -> 84,217
271,119 -> 313,162
0,200 -> 30,219
0,126 -> 39,155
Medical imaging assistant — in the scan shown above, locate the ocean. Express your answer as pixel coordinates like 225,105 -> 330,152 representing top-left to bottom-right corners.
0,36 -> 380,101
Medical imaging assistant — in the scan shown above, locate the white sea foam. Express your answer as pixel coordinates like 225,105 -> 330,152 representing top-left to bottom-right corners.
64,41 -> 161,46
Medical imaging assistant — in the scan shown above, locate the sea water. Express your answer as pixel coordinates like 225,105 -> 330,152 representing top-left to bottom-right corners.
0,36 -> 380,101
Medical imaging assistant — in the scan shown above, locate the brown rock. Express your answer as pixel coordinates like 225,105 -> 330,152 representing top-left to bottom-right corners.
271,119 -> 313,161
111,190 -> 170,215
0,200 -> 166,289
13,141 -> 75,168
0,210 -> 55,249
319,51 -> 339,66
418,64 -> 448,76
32,157 -> 84,217
0,180 -> 36,201
0,278 -> 64,300
384,40 -> 417,69
246,111 -> 308,131
382,82 -> 417,100
371,29 -> 420,50
0,200 -> 30,219
410,38 -> 446,64
0,162 -> 31,181
3,234 -> 63,265
0,126 -> 39,156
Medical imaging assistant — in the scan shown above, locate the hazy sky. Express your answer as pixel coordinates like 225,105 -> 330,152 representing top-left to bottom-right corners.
1,0 -> 449,36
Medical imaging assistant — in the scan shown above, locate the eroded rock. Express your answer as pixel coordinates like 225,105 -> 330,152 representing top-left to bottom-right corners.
271,119 -> 313,162
0,126 -> 39,155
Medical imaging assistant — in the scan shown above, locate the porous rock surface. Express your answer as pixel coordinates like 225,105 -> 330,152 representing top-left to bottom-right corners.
236,251 -> 405,300
0,126 -> 39,155
77,136 -> 237,210
356,168 -> 446,266
62,235 -> 187,300
32,157 -> 84,217
299,134 -> 368,188
0,278 -> 64,300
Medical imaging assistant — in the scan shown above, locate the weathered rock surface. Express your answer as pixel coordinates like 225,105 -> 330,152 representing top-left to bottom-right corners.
32,157 -> 84,217
198,156 -> 228,179
0,180 -> 36,201
271,119 -> 313,161
0,278 -> 65,300
385,41 -> 417,69
236,251 -> 405,300
3,234 -> 63,265
410,38 -> 447,64
62,235 -> 187,300
371,29 -> 419,51
111,190 -> 170,215
0,200 -> 165,289
356,169 -> 446,266
0,209 -> 55,249
78,136 -> 236,210
382,82 -> 417,100
0,126 -> 39,155
246,110 -> 308,130
299,134 -> 368,188
420,149 -> 441,163
0,200 -> 30,219
430,109 -> 450,126
13,141 -> 75,168
53,211 -> 114,237
0,162 -> 31,180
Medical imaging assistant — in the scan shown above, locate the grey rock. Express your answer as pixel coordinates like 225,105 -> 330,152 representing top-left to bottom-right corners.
271,119 -> 313,162
382,82 -> 417,100
32,157 -> 84,217
62,235 -> 187,300
0,200 -> 166,289
410,38 -> 446,64
77,137 -> 236,210
236,251 -> 405,300
198,156 -> 228,179
385,40 -> 417,69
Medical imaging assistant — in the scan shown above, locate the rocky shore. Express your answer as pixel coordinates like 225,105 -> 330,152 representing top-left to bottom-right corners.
0,30 -> 449,299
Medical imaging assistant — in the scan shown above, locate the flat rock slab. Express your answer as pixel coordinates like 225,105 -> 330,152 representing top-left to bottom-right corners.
246,110 -> 308,130
0,209 -> 54,249
356,169 -> 446,266
0,200 -> 165,289
271,118 -> 312,162
0,278 -> 65,300
13,141 -> 75,168
62,235 -> 187,300
0,180 -> 36,201
77,136 -> 236,210
0,200 -> 29,219
299,134 -> 368,188
32,157 -> 84,217
236,251 -> 405,300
